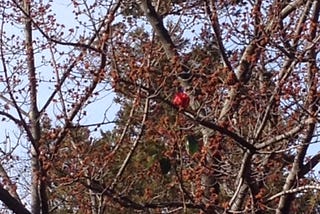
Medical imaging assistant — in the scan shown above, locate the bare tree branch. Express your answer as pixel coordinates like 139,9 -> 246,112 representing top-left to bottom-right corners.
139,0 -> 177,59
183,110 -> 257,153
255,123 -> 305,150
205,0 -> 234,73
268,185 -> 320,202
300,152 -> 320,176
21,0 -> 45,212
0,185 -> 31,214
0,163 -> 21,202
109,90 -> 149,190
276,1 -> 320,212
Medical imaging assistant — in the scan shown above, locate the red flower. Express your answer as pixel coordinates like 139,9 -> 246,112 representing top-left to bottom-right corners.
173,92 -> 190,108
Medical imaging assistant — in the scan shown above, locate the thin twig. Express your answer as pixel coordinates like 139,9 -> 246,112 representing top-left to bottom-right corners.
109,92 -> 150,190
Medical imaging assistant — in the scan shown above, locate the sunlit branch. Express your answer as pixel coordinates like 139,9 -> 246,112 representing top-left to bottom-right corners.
139,0 -> 177,59
268,185 -> 320,202
0,163 -> 21,202
228,152 -> 251,209
280,0 -> 307,18
254,63 -> 294,140
255,123 -> 305,150
288,0 -> 313,50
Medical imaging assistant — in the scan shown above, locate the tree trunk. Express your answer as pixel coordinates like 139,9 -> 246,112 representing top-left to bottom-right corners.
22,0 -> 47,213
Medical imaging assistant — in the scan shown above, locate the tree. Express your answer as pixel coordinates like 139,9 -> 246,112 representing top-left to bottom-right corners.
0,0 -> 319,213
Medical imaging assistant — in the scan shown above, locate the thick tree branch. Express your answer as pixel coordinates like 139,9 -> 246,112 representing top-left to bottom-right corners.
183,111 -> 256,153
22,0 -> 45,213
0,185 -> 31,214
205,0 -> 234,73
268,185 -> 320,202
228,152 -> 252,210
139,0 -> 177,59
0,164 -> 21,202
280,0 -> 306,18
300,152 -> 320,177
255,123 -> 305,150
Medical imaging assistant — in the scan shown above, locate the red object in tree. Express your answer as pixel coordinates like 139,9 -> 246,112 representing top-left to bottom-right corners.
173,92 -> 190,108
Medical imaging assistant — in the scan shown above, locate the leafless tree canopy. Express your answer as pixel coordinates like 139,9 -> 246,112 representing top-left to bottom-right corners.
0,0 -> 319,213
